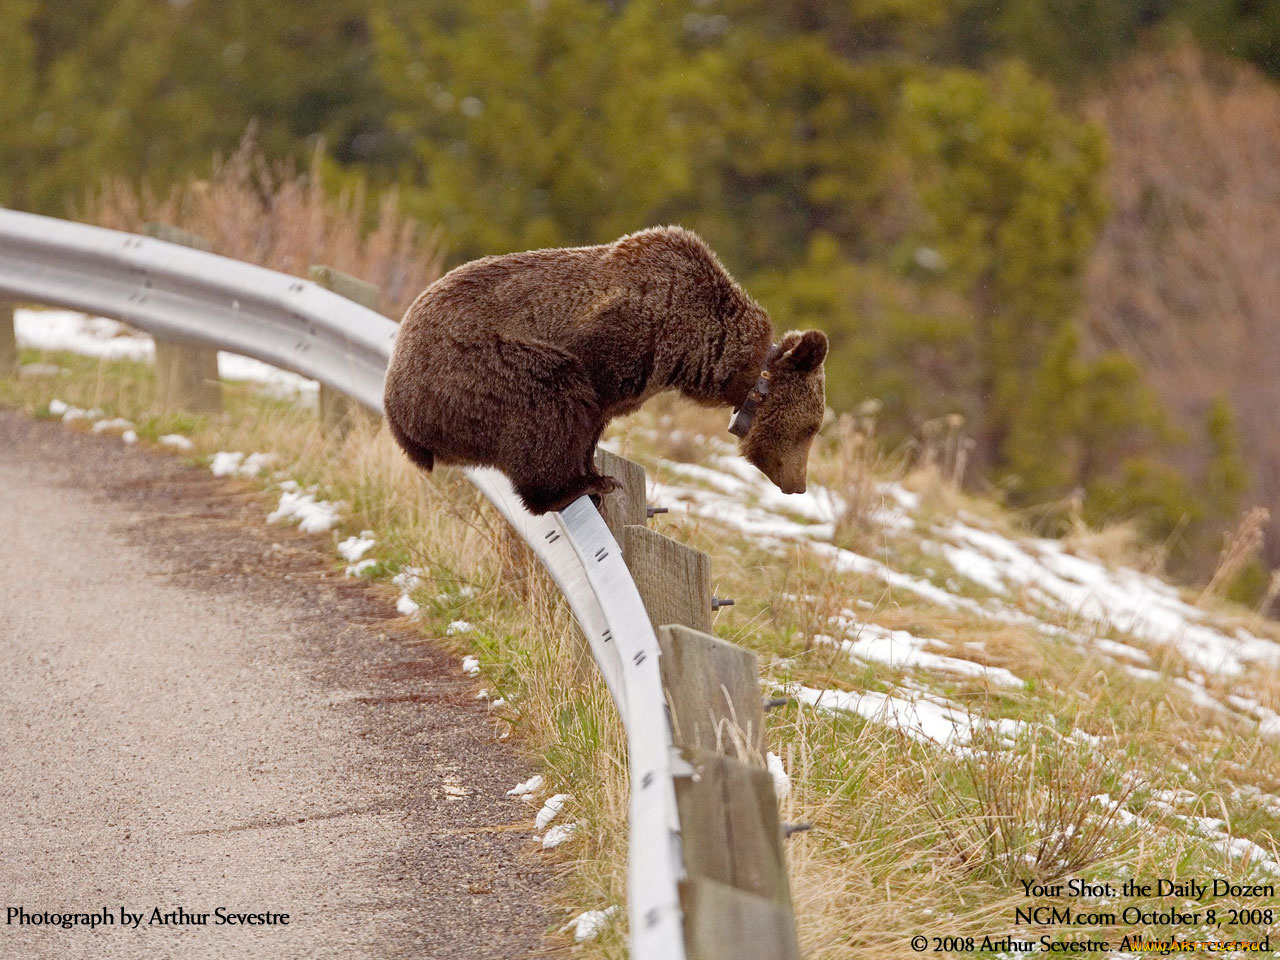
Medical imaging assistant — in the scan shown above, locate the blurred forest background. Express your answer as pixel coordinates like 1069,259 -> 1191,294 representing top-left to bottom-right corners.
4,0 -> 1280,591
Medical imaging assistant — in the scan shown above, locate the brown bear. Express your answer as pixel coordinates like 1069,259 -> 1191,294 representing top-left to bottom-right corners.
383,225 -> 828,514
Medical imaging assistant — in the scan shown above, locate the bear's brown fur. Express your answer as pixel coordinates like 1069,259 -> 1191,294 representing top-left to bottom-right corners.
384,225 -> 828,514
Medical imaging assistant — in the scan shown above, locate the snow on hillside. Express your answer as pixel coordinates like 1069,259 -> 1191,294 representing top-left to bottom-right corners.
624,432 -> 1280,748
14,308 -> 316,397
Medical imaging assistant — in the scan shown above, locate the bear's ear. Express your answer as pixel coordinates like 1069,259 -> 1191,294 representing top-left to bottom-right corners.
778,329 -> 828,373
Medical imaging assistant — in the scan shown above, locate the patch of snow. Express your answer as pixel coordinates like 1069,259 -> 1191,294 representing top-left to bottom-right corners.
209,450 -> 277,478
209,451 -> 246,476
121,430 -> 137,444
1182,815 -> 1280,876
17,311 -> 153,361
766,752 -> 791,800
447,620 -> 474,636
564,906 -> 617,942
1222,692 -> 1280,738
16,309 -> 317,398
266,489 -> 341,533
91,417 -> 135,434
437,585 -> 478,602
47,398 -> 69,415
1210,832 -> 1280,875
1091,793 -> 1141,828
946,522 -> 1280,679
344,559 -> 377,578
238,452 -> 276,476
1234,786 -> 1280,820
337,535 -> 376,563
541,822 -> 579,850
506,774 -> 544,798
461,655 -> 480,676
809,540 -> 990,616
62,405 -> 103,423
1091,638 -> 1152,665
536,793 -> 570,830
822,621 -> 1023,687
217,353 -> 316,398
791,684 -> 975,745
790,683 -> 1033,749
396,595 -> 420,617
939,542 -> 1007,593
888,485 -> 922,511
158,434 -> 194,452
393,567 -> 424,592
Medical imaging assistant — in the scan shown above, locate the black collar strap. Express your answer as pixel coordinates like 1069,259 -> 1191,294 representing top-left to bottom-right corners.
728,343 -> 781,438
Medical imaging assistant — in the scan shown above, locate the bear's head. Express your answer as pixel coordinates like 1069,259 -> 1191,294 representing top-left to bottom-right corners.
740,329 -> 828,495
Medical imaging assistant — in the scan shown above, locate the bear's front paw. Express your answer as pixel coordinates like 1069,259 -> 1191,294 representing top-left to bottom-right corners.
518,474 -> 621,514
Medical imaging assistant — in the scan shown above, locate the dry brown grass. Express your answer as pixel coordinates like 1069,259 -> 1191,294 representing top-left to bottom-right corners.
776,705 -> 1021,957
828,406 -> 887,544
896,414 -> 976,520
82,132 -> 445,318
1199,505 -> 1270,604
924,725 -> 1138,885
1083,42 -> 1280,562
1062,517 -> 1167,575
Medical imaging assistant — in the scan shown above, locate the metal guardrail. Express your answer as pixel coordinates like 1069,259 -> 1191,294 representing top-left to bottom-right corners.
0,208 -> 687,958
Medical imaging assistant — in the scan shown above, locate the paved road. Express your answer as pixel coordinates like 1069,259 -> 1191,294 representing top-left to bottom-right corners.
0,410 -> 558,959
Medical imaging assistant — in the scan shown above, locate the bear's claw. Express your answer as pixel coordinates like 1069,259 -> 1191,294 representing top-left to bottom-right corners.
583,475 -> 621,499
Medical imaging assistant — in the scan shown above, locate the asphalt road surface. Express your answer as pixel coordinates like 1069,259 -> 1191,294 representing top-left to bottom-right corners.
0,410 -> 560,959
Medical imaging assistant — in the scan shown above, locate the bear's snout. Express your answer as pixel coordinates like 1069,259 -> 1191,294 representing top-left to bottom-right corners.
760,457 -> 808,495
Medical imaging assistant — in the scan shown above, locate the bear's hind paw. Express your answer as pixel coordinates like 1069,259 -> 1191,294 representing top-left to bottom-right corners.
582,475 -> 620,500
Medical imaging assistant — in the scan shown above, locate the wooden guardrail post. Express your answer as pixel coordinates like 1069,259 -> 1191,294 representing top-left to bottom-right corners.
622,525 -> 713,633
1,301 -> 16,372
658,625 -> 765,761
308,265 -> 382,437
682,877 -> 800,960
594,448 -> 647,543
595,448 -> 800,960
143,224 -> 221,414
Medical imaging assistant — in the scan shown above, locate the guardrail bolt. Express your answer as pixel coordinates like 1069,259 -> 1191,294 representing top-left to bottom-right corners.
783,822 -> 813,839
646,504 -> 668,518
763,696 -> 793,711
711,596 -> 735,610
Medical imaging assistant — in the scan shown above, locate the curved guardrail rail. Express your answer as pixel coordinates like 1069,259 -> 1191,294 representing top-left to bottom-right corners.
0,207 -> 687,958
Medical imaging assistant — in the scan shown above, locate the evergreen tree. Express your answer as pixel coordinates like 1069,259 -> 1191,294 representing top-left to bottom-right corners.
751,232 -> 978,427
1202,396 -> 1250,527
4,0 -> 386,215
900,61 -> 1108,470
371,0 -> 692,257
0,0 -> 40,209
370,0 -> 937,266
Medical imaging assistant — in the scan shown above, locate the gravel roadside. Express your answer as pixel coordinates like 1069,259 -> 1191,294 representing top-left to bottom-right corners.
0,409 -> 562,960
